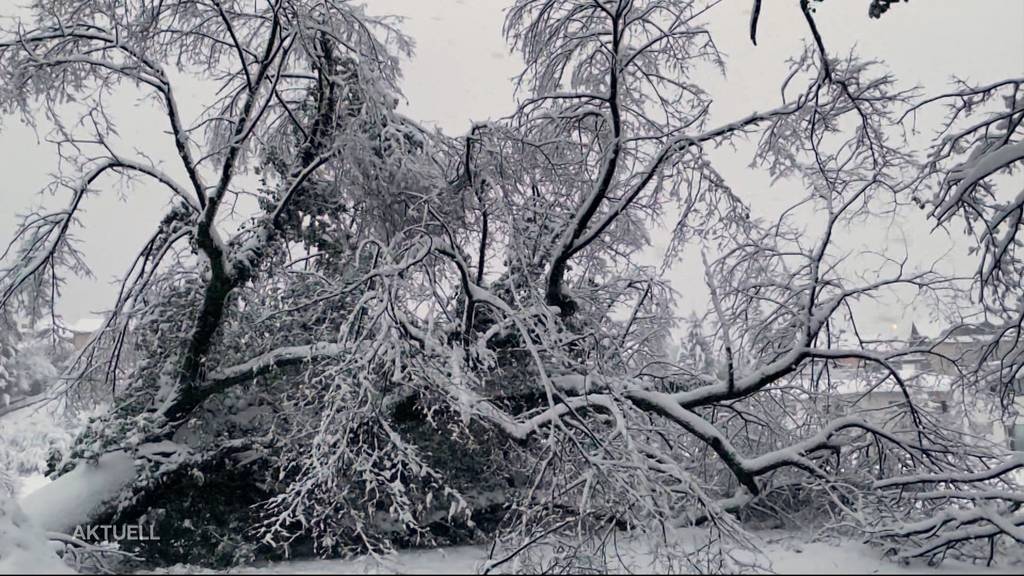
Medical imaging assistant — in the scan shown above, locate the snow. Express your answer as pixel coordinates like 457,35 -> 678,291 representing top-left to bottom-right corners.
141,531 -> 1021,575
150,546 -> 485,575
65,317 -> 105,334
0,399 -> 78,480
15,473 -> 51,499
753,537 -> 1010,574
940,139 -> 1024,216
19,450 -> 136,533
874,454 -> 1024,489
0,496 -> 73,574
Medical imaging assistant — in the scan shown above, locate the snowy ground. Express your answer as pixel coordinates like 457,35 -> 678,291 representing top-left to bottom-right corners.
142,533 -> 1018,575
15,473 -> 50,499
8,463 -> 1022,574
9,470 -> 1021,575
5,406 -> 1020,575
0,496 -> 73,574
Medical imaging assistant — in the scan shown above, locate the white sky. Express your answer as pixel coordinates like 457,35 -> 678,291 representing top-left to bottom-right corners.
1,0 -> 1022,337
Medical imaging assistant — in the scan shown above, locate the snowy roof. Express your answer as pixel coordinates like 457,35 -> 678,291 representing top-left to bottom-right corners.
66,317 -> 105,334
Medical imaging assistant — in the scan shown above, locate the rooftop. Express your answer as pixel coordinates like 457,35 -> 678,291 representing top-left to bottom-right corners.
66,317 -> 105,334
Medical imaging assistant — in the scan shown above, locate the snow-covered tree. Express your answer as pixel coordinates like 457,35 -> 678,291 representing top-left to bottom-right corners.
0,0 -> 1021,570
902,78 -> 1024,410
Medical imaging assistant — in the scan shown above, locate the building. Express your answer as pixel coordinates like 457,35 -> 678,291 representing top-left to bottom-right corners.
835,322 -> 1023,453
67,317 -> 105,352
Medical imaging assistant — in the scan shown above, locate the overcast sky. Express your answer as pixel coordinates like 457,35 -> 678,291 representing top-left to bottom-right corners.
1,0 -> 1022,338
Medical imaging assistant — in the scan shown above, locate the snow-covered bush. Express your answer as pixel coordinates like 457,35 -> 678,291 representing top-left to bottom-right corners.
0,403 -> 83,479
0,310 -> 72,410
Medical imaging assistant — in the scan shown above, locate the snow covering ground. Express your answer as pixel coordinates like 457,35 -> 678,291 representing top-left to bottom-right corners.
5,454 -> 1022,574
1,396 -> 132,535
1,398 -> 121,574
0,490 -> 72,574
4,402 -> 1020,575
20,450 -> 136,533
16,473 -> 51,499
6,455 -> 1023,575
142,532 -> 1019,575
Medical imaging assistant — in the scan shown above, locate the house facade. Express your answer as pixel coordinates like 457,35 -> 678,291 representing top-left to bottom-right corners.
835,322 -> 1023,453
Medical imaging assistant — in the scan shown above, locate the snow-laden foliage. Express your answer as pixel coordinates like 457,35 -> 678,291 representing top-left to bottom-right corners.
0,404 -> 77,479
0,313 -> 76,478
0,0 -> 1021,571
901,78 -> 1024,414
0,311 -> 67,409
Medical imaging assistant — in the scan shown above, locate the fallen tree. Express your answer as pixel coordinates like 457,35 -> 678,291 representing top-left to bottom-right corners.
0,0 -> 1021,571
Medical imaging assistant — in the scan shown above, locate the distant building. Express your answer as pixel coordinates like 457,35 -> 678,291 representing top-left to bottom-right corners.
67,317 -> 105,352
832,321 -> 1023,453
